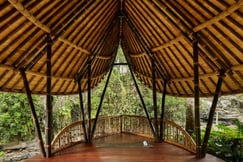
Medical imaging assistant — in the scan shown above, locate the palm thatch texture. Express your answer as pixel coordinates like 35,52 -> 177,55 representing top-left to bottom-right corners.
0,0 -> 242,96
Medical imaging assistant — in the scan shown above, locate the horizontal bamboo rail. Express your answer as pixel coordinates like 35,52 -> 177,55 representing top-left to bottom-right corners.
51,115 -> 196,153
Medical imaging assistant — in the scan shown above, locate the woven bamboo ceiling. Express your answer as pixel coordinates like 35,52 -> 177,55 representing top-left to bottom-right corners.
0,0 -> 242,96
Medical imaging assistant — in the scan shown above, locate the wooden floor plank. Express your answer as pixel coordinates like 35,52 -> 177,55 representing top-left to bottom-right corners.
25,134 -> 225,162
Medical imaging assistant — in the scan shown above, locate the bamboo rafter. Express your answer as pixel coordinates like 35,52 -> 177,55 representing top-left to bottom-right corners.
8,0 -> 51,33
192,0 -> 243,32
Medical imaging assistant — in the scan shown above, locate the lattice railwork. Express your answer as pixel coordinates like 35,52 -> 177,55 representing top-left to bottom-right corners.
122,115 -> 154,138
163,119 -> 196,153
94,116 -> 121,138
51,115 -> 196,154
51,121 -> 84,153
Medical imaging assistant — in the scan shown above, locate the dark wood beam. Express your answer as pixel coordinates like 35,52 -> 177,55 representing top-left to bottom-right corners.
91,52 -> 116,141
159,79 -> 167,142
87,58 -> 92,143
23,1 -> 95,71
121,40 -> 157,139
20,69 -> 46,157
45,34 -> 52,157
77,79 -> 88,142
201,70 -> 226,157
113,63 -> 128,66
122,12 -> 169,82
193,33 -> 202,158
75,16 -> 119,81
152,56 -> 159,141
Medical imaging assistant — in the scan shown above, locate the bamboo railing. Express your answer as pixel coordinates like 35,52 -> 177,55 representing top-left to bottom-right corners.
51,115 -> 196,153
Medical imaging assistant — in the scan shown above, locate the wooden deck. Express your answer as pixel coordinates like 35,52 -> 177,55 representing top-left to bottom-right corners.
25,134 -> 225,162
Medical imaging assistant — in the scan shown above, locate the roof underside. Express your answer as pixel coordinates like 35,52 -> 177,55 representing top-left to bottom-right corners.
0,0 -> 242,97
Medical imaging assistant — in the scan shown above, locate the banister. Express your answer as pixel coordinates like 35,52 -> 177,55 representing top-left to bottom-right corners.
51,115 -> 196,154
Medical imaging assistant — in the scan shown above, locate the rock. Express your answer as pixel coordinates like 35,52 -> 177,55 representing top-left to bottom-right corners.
201,95 -> 243,125
1,140 -> 40,162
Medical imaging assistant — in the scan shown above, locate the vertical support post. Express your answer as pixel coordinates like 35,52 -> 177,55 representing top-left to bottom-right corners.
193,32 -> 201,157
20,69 -> 46,157
121,41 -> 157,138
152,56 -> 159,141
45,34 -> 52,157
78,79 -> 88,142
159,79 -> 167,142
201,70 -> 225,157
91,62 -> 114,140
87,58 -> 92,143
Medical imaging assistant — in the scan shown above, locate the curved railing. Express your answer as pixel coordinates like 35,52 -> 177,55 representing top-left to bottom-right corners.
51,115 -> 196,153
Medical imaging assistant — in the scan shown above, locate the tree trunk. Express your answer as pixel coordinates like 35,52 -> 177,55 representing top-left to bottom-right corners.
186,98 -> 194,135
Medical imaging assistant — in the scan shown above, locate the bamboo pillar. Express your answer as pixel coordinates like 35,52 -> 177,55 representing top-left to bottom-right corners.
91,61 -> 114,140
159,79 -> 167,142
121,40 -> 157,139
45,34 -> 52,157
87,58 -> 92,143
201,70 -> 225,157
152,56 -> 159,141
78,79 -> 88,142
193,33 -> 202,157
20,69 -> 46,157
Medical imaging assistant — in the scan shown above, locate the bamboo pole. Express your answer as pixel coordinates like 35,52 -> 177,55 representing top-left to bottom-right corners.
75,17 -> 119,81
121,40 -> 157,139
87,58 -> 92,143
91,59 -> 114,141
45,34 -> 52,157
193,33 -> 202,158
20,69 -> 46,157
122,12 -> 168,81
152,56 -> 159,141
201,70 -> 225,157
159,79 -> 167,142
77,79 -> 88,142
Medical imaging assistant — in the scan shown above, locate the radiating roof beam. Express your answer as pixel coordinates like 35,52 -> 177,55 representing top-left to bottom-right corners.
8,0 -> 51,33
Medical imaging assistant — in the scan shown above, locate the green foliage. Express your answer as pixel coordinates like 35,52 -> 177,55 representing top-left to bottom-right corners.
0,151 -> 5,158
164,96 -> 186,126
203,123 -> 243,161
0,93 -> 43,143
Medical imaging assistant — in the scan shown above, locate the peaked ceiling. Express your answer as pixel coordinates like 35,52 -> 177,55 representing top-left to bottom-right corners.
0,0 -> 242,97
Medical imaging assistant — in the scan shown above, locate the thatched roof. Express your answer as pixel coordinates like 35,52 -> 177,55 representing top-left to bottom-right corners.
0,0 -> 242,96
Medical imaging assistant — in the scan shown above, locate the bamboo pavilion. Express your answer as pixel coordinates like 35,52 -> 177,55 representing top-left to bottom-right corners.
0,0 -> 242,161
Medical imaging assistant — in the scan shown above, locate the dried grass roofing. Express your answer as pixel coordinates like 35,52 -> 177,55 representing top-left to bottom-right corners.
0,0 -> 242,97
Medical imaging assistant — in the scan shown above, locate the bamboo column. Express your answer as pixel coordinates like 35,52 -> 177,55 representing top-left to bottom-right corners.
121,40 -> 157,139
152,56 -> 159,141
20,69 -> 46,157
201,70 -> 225,157
78,79 -> 88,142
87,58 -> 92,143
159,79 -> 167,142
91,61 -> 114,140
45,34 -> 52,157
193,33 -> 202,158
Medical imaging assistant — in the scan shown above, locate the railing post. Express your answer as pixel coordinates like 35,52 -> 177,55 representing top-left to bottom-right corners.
120,115 -> 123,133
